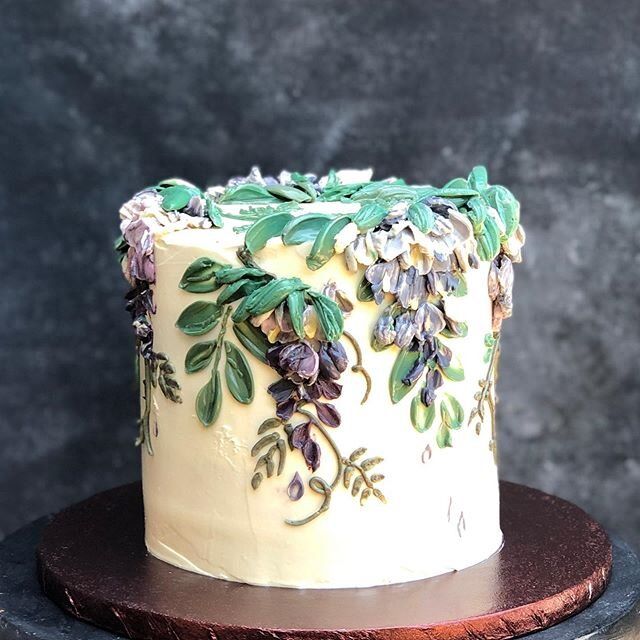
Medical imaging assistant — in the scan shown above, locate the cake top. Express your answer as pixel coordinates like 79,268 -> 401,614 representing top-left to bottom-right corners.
117,166 -> 524,286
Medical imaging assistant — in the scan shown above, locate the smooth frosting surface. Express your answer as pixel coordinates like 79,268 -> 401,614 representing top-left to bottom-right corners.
142,205 -> 503,588
117,167 -> 524,589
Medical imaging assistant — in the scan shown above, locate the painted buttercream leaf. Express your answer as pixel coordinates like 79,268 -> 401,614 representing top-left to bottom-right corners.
350,182 -> 416,202
389,349 -> 421,404
179,257 -> 224,293
308,292 -> 344,341
350,202 -> 387,231
232,321 -> 270,364
484,185 -> 520,238
407,202 -> 435,233
464,196 -> 488,234
232,278 -> 309,322
436,422 -> 452,448
306,216 -> 352,270
244,211 -> 295,254
215,266 -> 267,284
185,341 -> 216,373
205,196 -> 223,227
410,395 -> 436,433
176,301 -> 222,336
467,166 -> 488,192
282,213 -> 331,246
290,172 -> 317,200
452,273 -> 468,297
442,177 -> 469,191
356,275 -> 375,302
287,290 -> 306,338
196,371 -> 222,427
477,216 -> 501,261
220,183 -> 280,204
161,184 -> 198,211
266,184 -> 313,203
441,393 -> 464,430
224,341 -> 254,404
439,356 -> 465,381
217,278 -> 267,305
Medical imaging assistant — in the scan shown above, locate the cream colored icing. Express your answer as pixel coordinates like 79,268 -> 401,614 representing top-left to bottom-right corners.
141,203 -> 503,588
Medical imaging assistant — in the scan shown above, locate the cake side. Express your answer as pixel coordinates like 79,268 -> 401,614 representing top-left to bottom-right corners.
117,167 -> 524,588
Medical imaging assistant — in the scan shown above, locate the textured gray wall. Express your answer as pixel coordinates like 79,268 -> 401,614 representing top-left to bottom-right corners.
1,0 -> 639,550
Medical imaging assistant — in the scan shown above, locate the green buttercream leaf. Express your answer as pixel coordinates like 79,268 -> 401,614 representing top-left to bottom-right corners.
244,211 -> 294,253
350,181 -> 415,202
308,291 -> 344,341
411,395 -> 436,433
439,356 -> 465,381
185,341 -> 216,373
215,267 -> 267,285
281,213 -> 332,246
224,341 -> 254,404
467,166 -> 488,192
266,184 -> 313,203
232,278 -> 309,322
484,185 -> 520,239
161,184 -> 198,211
179,257 -> 224,293
217,277 -> 268,305
290,172 -> 317,200
196,371 -> 222,427
389,349 -> 421,404
477,216 -> 501,261
306,216 -> 351,270
176,301 -> 222,336
356,275 -> 375,302
436,422 -> 452,448
287,290 -> 306,339
441,393 -> 464,429
350,202 -> 387,231
464,196 -> 489,236
442,177 -> 469,190
205,196 -> 223,227
452,273 -> 468,297
232,321 -> 270,364
407,201 -> 436,233
220,184 -> 281,204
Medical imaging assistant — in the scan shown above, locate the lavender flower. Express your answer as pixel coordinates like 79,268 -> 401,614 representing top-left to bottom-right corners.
421,368 -> 443,406
372,306 -> 397,350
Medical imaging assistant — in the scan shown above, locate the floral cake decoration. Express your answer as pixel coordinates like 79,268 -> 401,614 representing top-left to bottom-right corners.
116,166 -> 524,525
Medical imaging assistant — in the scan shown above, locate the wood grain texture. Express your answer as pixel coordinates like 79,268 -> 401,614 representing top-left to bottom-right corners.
36,481 -> 612,640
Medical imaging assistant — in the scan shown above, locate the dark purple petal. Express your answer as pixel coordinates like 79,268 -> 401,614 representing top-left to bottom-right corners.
267,378 -> 296,404
279,342 -> 319,381
266,343 -> 287,372
402,355 -> 426,386
435,341 -> 452,368
326,342 -> 348,373
315,378 -> 342,400
290,422 -> 311,450
287,472 -> 305,501
318,346 -> 339,380
421,367 -> 443,406
302,438 -> 321,471
276,398 -> 297,421
313,401 -> 341,428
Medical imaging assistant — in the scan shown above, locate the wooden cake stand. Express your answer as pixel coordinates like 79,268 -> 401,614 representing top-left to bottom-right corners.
27,481 -> 621,640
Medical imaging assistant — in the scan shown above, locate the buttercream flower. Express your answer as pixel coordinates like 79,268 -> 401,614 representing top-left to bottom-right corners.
372,306 -> 397,350
273,341 -> 319,384
122,218 -> 155,283
322,281 -> 354,315
490,255 -> 515,331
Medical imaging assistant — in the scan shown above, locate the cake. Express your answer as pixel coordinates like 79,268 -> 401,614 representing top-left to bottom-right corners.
116,166 -> 524,589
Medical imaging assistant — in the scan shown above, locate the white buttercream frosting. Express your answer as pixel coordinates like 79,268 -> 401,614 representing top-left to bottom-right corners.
140,200 -> 504,588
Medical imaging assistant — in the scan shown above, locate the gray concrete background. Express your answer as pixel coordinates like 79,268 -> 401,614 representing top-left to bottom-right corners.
1,1 -> 638,550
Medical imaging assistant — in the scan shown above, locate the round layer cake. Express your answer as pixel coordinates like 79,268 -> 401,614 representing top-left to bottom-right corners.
117,167 -> 524,588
